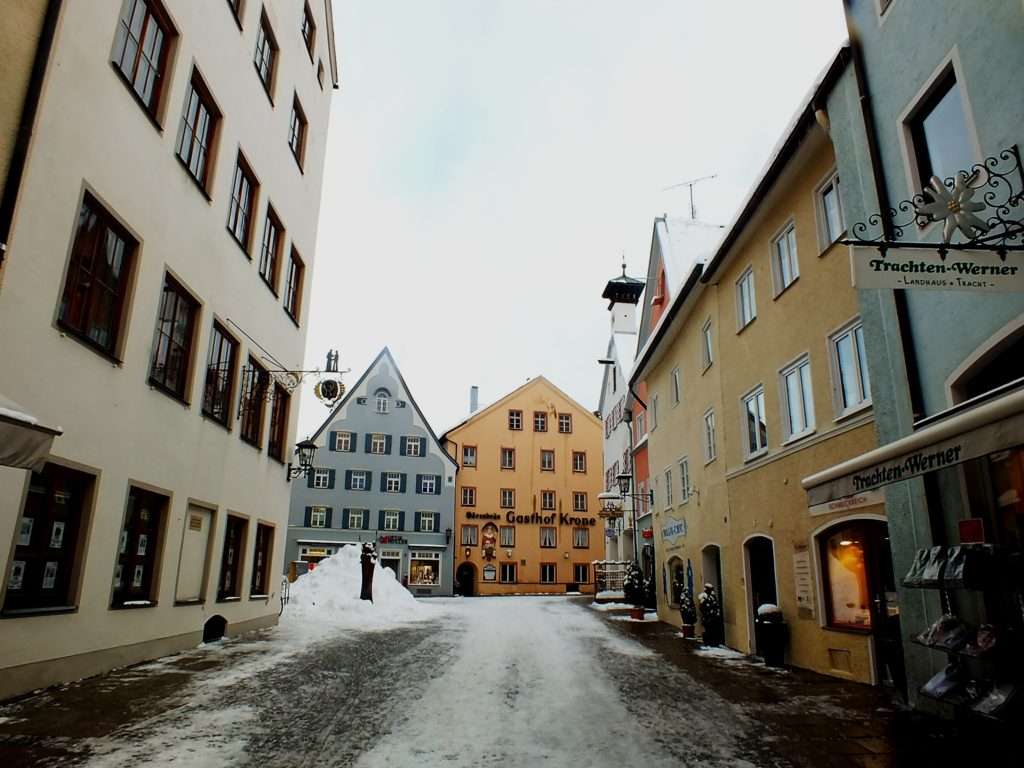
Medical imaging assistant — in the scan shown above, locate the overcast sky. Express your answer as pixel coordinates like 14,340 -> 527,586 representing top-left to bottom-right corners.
298,0 -> 848,439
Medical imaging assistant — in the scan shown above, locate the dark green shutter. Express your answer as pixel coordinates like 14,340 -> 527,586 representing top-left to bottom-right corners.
414,512 -> 421,532
398,511 -> 406,530
342,509 -> 350,529
419,437 -> 426,456
364,433 -> 372,452
385,435 -> 393,454
344,470 -> 352,490
325,508 -> 333,527
306,470 -> 315,488
378,510 -> 385,529
348,432 -> 357,452
434,475 -> 442,495
362,511 -> 370,530
433,513 -> 440,531
399,436 -> 407,455
303,507 -> 312,527
365,472 -> 373,491
400,473 -> 407,493
327,469 -> 336,489
329,431 -> 337,450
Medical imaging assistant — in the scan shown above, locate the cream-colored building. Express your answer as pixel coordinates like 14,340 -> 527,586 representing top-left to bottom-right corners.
0,0 -> 338,700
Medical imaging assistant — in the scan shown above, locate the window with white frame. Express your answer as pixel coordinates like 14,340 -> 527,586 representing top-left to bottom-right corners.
385,472 -> 401,493
501,447 -> 515,469
405,436 -> 422,457
461,486 -> 476,506
462,445 -> 477,467
736,267 -> 757,328
703,409 -> 717,463
500,526 -> 515,547
634,409 -> 646,439
461,525 -> 478,545
533,411 -> 547,432
370,433 -> 387,454
832,320 -> 871,413
679,457 -> 690,503
500,488 -> 515,508
540,527 -> 556,548
573,492 -> 587,512
351,471 -> 367,491
383,510 -> 400,530
702,319 -> 714,369
772,223 -> 799,293
573,528 -> 589,548
743,387 -> 768,457
375,391 -> 389,413
508,410 -> 522,430
671,367 -> 681,405
419,512 -> 435,532
348,509 -> 365,529
540,450 -> 554,471
572,451 -> 586,473
333,431 -> 352,451
819,174 -> 844,245
310,506 -> 327,527
541,490 -> 555,510
782,357 -> 815,440
409,551 -> 440,586
419,475 -> 436,494
312,468 -> 330,489
540,563 -> 556,583
558,413 -> 572,433
664,468 -> 673,507
500,562 -> 517,582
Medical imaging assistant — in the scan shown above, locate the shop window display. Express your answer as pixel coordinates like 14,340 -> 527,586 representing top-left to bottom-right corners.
112,487 -> 168,607
409,551 -> 441,586
820,525 -> 872,630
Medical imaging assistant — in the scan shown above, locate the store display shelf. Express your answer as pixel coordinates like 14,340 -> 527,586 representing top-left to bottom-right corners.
909,637 -> 998,659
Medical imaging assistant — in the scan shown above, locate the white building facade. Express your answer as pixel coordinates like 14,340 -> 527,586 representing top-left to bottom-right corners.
0,0 -> 338,700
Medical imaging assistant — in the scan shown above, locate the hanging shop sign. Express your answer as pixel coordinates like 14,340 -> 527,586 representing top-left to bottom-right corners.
641,528 -> 654,539
852,247 -> 1024,292
661,518 -> 687,541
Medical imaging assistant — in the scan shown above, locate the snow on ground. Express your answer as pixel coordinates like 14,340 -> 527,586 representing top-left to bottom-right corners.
607,610 -> 660,622
587,601 -> 633,611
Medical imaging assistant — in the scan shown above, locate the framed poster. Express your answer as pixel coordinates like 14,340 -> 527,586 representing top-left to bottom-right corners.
132,564 -> 144,588
113,564 -> 123,588
9,561 -> 25,591
119,530 -> 128,554
137,534 -> 148,556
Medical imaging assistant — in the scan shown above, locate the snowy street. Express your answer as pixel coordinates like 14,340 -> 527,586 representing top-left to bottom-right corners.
0,592 -> 987,768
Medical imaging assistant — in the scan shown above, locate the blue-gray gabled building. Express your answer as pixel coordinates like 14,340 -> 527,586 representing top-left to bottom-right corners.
286,348 -> 457,596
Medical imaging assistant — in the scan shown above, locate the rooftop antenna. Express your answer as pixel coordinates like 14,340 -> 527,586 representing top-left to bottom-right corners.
662,173 -> 717,220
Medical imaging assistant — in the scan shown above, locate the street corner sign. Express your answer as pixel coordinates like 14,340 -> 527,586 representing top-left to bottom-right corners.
852,247 -> 1024,293
661,517 -> 687,542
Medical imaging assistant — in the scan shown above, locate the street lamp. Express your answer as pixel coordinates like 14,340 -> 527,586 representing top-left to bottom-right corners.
286,439 -> 318,482
613,472 -> 654,563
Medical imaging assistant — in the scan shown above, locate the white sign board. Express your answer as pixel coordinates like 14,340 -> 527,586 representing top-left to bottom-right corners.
852,246 -> 1024,293
808,488 -> 885,517
793,548 -> 814,615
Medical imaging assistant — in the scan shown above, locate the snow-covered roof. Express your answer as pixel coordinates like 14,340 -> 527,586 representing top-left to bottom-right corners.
657,217 -> 726,292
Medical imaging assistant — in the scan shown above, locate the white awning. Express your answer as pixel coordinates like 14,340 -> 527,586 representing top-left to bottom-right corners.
0,393 -> 62,471
802,386 -> 1024,506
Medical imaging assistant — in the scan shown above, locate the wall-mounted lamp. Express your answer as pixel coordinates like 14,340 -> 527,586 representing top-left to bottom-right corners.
286,439 -> 318,482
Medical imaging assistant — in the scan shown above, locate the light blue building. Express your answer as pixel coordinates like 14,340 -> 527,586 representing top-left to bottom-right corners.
286,348 -> 458,596
805,0 -> 1024,714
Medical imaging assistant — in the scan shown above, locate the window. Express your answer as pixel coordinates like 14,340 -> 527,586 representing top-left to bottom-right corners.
312,469 -> 330,489
736,267 -> 756,328
540,563 -> 556,583
419,475 -> 436,494
782,357 -> 815,440
500,488 -> 515,508
57,194 -> 136,357
500,562 -> 517,583
418,513 -> 435,533
501,447 -> 515,470
301,3 -> 316,58
671,367 -> 681,405
3,465 -> 94,613
634,410 -> 646,439
283,247 -> 304,321
461,525 -> 478,546
258,206 -> 283,292
820,524 -> 872,630
267,384 -> 289,461
289,96 -> 307,169
333,431 -> 353,452
404,436 -> 423,457
650,395 -> 659,431
148,275 -> 197,400
175,71 -> 218,191
533,411 -> 547,432
743,387 -> 768,457
573,563 -> 589,583
572,528 -> 589,548
664,468 -> 673,507
819,174 -> 844,245
462,445 -> 477,467
250,523 -> 273,596
217,515 -> 247,600
573,492 -> 587,512
558,413 -> 572,433
703,408 -> 717,463
409,551 -> 440,586
572,451 -> 586,473
111,486 -> 167,608
227,154 -> 257,252
540,450 -> 555,472
772,223 -> 799,293
508,410 -> 522,430
384,473 -> 402,493
350,471 -> 367,491
202,322 -> 238,426
253,12 -> 277,97
348,509 -> 365,529
909,70 -> 974,193
239,358 -> 269,447
541,491 -> 555,511
375,390 -> 390,414
370,433 -> 387,454
832,320 -> 871,413
500,526 -> 515,547
461,487 -> 476,507
701,319 -> 713,369
540,527 -> 556,548
383,510 -> 400,531
679,457 -> 690,504
112,0 -> 173,116
310,506 -> 327,527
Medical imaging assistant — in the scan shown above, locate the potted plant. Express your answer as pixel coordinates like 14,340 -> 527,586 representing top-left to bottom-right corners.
697,583 -> 724,646
754,603 -> 787,667
678,588 -> 698,638
623,561 -> 646,620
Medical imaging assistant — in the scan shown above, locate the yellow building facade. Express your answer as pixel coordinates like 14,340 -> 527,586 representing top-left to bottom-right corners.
443,378 -> 604,596
634,54 -> 899,687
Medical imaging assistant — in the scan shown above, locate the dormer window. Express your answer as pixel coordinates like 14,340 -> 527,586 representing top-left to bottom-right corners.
375,389 -> 391,414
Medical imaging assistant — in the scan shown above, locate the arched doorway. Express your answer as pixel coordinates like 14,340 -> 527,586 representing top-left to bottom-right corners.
203,615 -> 227,643
701,544 -> 723,597
744,536 -> 777,653
455,563 -> 476,597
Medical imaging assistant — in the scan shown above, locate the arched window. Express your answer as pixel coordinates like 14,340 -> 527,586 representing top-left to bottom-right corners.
374,388 -> 391,414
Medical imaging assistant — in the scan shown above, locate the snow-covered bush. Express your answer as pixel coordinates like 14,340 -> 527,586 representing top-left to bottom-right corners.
622,561 -> 645,607
678,588 -> 697,625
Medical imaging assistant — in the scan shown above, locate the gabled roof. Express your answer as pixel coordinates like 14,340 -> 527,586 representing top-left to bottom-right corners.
309,347 -> 455,466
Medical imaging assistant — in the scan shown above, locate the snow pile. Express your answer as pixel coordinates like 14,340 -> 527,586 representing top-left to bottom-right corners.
588,601 -> 634,612
283,545 -> 437,631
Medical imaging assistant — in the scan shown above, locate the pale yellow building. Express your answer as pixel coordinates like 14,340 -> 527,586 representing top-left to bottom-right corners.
632,50 -> 900,687
442,378 -> 604,596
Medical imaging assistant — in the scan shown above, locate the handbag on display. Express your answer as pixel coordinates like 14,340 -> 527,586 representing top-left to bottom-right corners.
920,546 -> 948,588
973,683 -> 1016,716
916,614 -> 971,651
965,624 -> 999,656
903,548 -> 932,587
944,544 -> 994,589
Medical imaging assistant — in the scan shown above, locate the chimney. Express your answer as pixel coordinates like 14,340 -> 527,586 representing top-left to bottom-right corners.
470,385 -> 479,414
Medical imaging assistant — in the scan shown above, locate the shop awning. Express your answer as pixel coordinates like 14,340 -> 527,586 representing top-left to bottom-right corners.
0,393 -> 62,472
802,386 -> 1024,507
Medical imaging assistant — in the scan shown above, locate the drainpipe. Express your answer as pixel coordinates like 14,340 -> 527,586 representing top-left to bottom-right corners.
845,4 -> 925,422
0,0 -> 63,268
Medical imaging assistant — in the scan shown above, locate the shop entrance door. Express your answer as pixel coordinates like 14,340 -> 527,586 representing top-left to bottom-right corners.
455,563 -> 475,596
865,522 -> 906,695
744,536 -> 777,653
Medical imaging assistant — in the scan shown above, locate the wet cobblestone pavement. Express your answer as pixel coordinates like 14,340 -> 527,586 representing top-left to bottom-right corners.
0,598 -> 1010,767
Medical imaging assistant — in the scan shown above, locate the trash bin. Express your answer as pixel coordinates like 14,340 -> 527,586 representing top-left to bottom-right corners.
755,604 -> 787,667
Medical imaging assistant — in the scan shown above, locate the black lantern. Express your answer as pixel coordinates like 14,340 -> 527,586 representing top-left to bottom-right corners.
616,472 -> 633,496
287,439 -> 318,482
